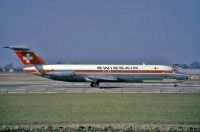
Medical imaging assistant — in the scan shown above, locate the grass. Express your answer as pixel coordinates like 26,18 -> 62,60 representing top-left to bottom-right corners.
0,93 -> 199,124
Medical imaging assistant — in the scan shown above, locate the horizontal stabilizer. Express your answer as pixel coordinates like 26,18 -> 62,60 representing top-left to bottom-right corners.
3,45 -> 30,51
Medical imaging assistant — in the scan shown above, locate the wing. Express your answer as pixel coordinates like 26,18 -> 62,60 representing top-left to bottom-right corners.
84,74 -> 118,82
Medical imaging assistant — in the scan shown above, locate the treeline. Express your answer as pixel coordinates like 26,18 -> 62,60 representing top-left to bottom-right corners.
0,63 -> 22,72
178,61 -> 200,69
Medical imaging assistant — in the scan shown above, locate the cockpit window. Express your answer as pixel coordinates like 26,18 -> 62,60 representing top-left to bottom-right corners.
171,69 -> 178,73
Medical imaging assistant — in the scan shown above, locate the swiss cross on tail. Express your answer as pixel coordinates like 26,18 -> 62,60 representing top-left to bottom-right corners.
23,53 -> 33,63
4,46 -> 46,65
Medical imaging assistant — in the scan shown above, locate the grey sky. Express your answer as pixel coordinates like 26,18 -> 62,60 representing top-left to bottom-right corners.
0,0 -> 199,67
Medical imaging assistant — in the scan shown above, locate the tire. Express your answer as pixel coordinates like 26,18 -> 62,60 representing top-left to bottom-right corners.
90,82 -> 99,88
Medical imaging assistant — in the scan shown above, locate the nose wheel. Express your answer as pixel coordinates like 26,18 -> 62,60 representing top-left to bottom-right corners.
90,81 -> 100,88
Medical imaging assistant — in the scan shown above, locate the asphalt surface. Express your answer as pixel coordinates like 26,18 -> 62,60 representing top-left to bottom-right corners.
0,73 -> 200,93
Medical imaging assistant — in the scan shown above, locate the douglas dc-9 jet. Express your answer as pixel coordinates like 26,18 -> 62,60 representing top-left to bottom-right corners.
4,46 -> 188,87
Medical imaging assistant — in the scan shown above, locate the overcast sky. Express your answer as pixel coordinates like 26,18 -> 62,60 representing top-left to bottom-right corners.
0,0 -> 199,67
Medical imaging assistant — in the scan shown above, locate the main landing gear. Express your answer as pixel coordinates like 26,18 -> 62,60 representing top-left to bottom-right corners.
174,83 -> 178,87
90,81 -> 100,88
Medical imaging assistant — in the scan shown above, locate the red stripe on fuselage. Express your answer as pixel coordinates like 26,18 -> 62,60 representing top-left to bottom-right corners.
75,70 -> 173,74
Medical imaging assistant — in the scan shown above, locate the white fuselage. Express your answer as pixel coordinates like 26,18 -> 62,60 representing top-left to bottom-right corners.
23,64 -> 187,83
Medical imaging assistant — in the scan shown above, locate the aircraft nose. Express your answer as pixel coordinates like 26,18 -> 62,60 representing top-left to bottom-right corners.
174,74 -> 188,81
181,75 -> 188,81
185,76 -> 188,81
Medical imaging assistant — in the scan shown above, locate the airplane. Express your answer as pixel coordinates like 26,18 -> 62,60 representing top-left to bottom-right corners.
4,45 -> 188,88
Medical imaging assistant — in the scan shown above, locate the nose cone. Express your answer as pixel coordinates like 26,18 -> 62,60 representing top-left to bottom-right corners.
175,74 -> 188,81
185,76 -> 188,81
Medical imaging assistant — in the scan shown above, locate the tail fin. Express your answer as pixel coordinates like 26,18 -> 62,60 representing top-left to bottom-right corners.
4,46 -> 46,65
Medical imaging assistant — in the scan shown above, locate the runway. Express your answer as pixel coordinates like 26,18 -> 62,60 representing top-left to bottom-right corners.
0,73 -> 200,93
